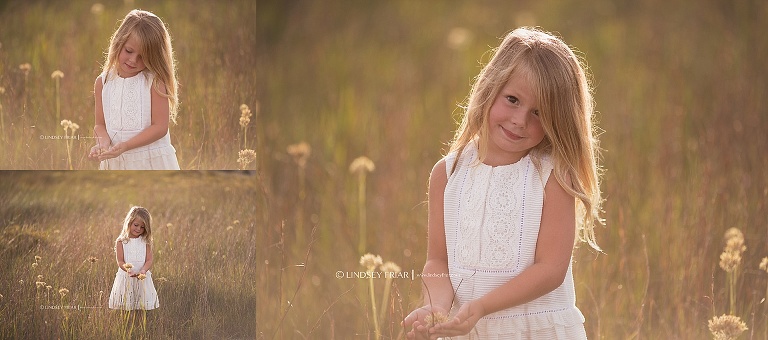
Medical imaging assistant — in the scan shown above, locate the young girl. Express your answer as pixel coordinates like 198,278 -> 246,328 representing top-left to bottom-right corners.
403,27 -> 603,339
109,206 -> 160,310
88,9 -> 181,170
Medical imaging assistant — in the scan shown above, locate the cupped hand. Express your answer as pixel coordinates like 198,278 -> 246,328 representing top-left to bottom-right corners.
98,142 -> 127,160
402,305 -> 449,340
429,299 -> 486,338
88,144 -> 107,161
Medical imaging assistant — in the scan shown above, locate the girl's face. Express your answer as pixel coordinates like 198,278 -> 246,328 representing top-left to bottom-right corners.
117,33 -> 146,78
485,70 -> 546,166
129,218 -> 146,238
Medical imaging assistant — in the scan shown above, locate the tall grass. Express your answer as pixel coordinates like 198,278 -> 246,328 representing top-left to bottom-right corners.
0,0 -> 767,338
0,171 -> 264,339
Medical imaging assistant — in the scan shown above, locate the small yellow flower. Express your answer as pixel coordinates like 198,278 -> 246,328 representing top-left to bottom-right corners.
137,273 -> 146,280
349,156 -> 375,174
61,119 -> 72,131
359,253 -> 383,272
69,122 -> 79,132
239,115 -> 251,128
708,314 -> 748,340
51,70 -> 64,79
58,288 -> 69,297
123,263 -> 134,270
760,257 -> 768,273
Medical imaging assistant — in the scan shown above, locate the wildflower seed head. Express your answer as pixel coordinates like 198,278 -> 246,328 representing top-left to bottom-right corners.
380,261 -> 401,273
69,122 -> 79,132
724,228 -> 744,243
51,70 -> 64,79
237,149 -> 258,168
349,156 -> 375,174
90,3 -> 104,15
137,273 -> 147,280
156,277 -> 168,283
233,220 -> 240,225
19,63 -> 31,75
725,237 -> 746,255
58,288 -> 69,297
239,116 -> 251,128
36,281 -> 46,289
35,255 -> 41,262
46,285 -> 52,291
19,280 -> 24,285
287,142 -> 311,168
359,253 -> 383,272
760,257 -> 768,273
226,226 -> 234,231
719,250 -> 741,273
37,275 -> 43,281
708,314 -> 748,340
424,312 -> 450,327
61,119 -> 72,131
32,262 -> 38,269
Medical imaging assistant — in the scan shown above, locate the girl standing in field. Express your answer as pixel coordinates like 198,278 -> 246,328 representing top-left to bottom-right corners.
88,9 -> 180,170
109,206 -> 159,310
403,27 -> 603,339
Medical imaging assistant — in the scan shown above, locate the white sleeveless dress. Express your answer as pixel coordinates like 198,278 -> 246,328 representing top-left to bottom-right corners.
99,70 -> 180,170
108,237 -> 159,310
443,142 -> 586,339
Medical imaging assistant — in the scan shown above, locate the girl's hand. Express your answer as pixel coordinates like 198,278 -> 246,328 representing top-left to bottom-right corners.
98,142 -> 127,160
402,305 -> 449,340
430,299 -> 486,338
88,144 -> 107,161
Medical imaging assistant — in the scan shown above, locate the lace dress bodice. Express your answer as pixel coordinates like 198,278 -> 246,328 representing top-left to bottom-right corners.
442,141 -> 586,339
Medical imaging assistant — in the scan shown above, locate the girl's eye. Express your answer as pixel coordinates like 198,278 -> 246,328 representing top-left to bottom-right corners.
506,96 -> 519,105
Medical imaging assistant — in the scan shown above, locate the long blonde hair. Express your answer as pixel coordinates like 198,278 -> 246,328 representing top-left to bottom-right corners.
116,206 -> 153,245
102,9 -> 179,123
450,27 -> 604,250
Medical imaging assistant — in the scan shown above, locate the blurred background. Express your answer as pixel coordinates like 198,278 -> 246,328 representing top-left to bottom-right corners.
1,0 -> 767,338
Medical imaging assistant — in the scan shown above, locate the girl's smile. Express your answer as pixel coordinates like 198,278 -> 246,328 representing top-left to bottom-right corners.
485,69 -> 546,166
118,34 -> 146,78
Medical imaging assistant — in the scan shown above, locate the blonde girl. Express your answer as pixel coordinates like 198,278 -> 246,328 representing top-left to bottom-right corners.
108,206 -> 159,310
88,9 -> 180,170
403,27 -> 603,339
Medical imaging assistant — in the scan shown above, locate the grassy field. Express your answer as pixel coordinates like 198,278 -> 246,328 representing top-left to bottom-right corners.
1,0 -> 768,339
